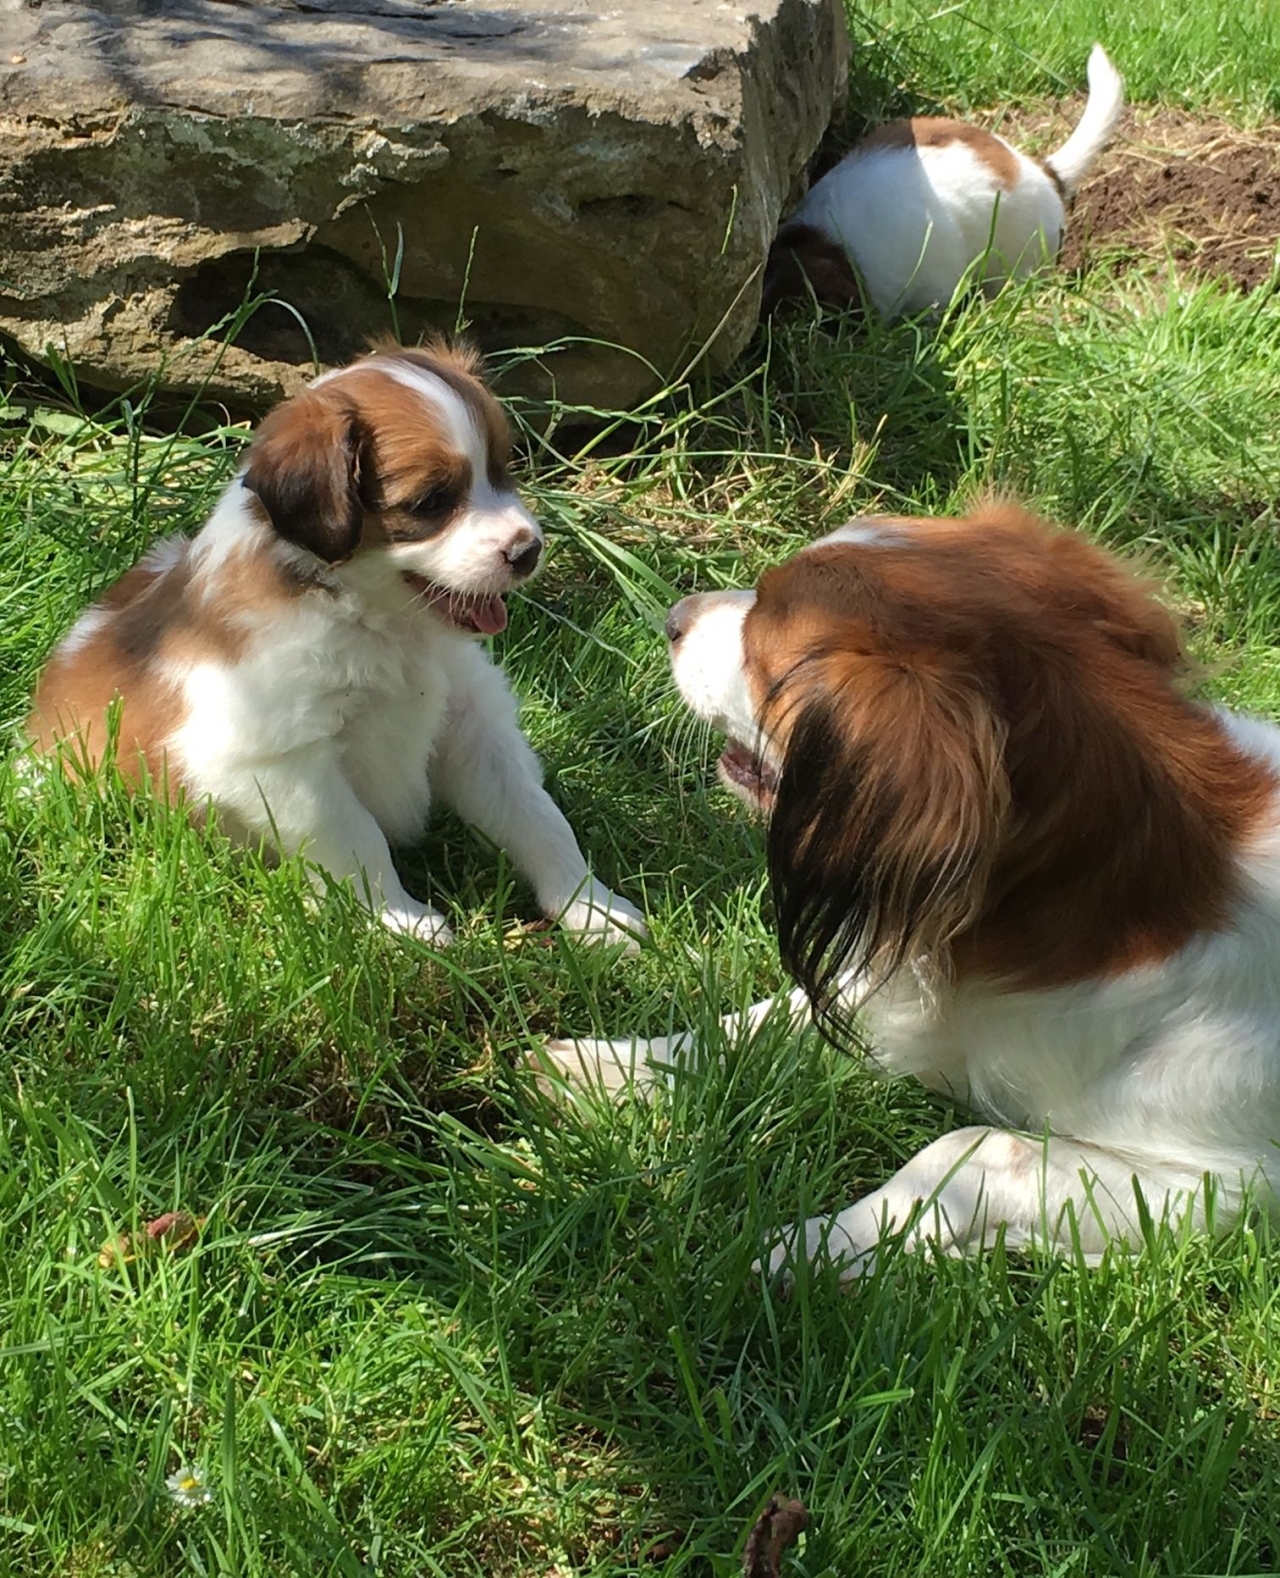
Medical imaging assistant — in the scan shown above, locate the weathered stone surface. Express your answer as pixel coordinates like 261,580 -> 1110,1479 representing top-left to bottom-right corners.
0,0 -> 848,411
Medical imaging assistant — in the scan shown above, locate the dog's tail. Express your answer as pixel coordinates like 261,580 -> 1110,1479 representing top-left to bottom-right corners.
1044,44 -> 1124,198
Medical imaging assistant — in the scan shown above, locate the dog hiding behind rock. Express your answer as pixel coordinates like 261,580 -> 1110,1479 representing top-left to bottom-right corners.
763,44 -> 1124,320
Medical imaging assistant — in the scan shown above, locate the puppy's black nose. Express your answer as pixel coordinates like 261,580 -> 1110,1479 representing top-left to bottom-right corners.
505,533 -> 542,579
665,599 -> 692,644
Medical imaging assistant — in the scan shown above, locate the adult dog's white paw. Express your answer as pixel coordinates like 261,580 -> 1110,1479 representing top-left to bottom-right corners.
755,1211 -> 877,1287
556,881 -> 648,955
533,1034 -> 652,1095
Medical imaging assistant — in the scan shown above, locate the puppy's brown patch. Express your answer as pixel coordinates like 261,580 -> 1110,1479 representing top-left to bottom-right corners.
28,542 -> 297,790
335,366 -> 475,529
861,118 -> 1022,189
366,341 -> 512,490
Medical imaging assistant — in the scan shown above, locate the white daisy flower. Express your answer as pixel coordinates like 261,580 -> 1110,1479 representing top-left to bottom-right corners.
165,1465 -> 212,1509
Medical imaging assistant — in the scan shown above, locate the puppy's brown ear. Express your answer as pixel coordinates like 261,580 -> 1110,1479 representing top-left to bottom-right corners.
767,654 -> 1009,1026
761,224 -> 865,317
244,388 -> 368,563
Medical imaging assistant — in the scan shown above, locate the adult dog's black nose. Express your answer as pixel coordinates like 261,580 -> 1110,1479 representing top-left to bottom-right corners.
505,532 -> 542,579
666,598 -> 694,644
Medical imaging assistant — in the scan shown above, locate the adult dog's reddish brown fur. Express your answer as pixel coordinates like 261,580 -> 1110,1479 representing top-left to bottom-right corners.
745,506 -> 1274,1005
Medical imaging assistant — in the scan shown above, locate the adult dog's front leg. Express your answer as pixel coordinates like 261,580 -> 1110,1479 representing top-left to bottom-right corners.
764,1127 -> 1222,1282
432,653 -> 647,950
538,984 -> 815,1094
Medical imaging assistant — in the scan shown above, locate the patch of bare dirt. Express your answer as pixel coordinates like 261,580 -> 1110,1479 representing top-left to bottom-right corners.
1003,106 -> 1280,292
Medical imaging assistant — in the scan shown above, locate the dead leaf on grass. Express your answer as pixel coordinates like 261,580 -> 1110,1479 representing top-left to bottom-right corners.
98,1211 -> 204,1269
743,1495 -> 809,1578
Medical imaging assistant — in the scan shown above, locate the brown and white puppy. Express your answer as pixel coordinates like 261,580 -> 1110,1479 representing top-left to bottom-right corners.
30,342 -> 646,950
544,505 -> 1280,1279
763,45 -> 1123,319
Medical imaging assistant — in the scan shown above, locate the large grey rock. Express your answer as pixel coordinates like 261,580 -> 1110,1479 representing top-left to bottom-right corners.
0,0 -> 848,411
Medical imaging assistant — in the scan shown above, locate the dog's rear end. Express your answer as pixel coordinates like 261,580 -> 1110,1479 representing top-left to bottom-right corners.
763,44 -> 1124,318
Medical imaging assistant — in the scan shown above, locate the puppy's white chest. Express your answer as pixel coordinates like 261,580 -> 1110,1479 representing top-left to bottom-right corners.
321,608 -> 449,733
174,598 -> 456,776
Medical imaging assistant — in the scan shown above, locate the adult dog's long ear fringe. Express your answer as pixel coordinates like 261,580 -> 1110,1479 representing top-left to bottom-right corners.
767,658 -> 1009,1036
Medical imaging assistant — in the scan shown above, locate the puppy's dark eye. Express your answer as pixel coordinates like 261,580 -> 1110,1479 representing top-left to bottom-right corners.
409,486 -> 457,518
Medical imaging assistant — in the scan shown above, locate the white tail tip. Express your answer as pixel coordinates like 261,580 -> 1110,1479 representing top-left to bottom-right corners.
1045,42 -> 1125,198
1086,42 -> 1124,102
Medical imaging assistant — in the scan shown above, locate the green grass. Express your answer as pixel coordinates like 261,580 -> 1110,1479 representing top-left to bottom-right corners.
852,0 -> 1280,122
4,2 -> 1280,1573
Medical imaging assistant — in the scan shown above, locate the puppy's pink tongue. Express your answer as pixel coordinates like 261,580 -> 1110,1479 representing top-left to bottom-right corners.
472,596 -> 507,635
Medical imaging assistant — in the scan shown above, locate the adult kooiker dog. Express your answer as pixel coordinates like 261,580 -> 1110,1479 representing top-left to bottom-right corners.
544,504 -> 1280,1278
31,342 -> 646,952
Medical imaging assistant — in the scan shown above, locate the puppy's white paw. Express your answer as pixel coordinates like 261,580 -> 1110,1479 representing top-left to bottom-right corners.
556,881 -> 648,955
381,900 -> 455,948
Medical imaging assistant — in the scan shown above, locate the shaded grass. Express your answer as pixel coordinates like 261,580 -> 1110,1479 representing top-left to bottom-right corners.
4,5 -> 1280,1574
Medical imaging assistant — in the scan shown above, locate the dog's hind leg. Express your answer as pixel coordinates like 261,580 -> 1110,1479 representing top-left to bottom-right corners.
762,1127 -> 1241,1282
